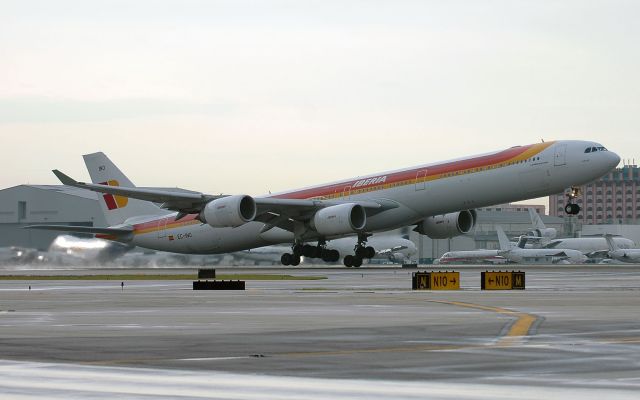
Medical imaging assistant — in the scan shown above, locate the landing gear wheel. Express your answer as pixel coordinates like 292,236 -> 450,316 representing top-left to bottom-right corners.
301,245 -> 314,257
321,248 -> 332,262
564,203 -> 581,215
344,255 -> 354,267
355,246 -> 367,258
329,250 -> 340,262
365,246 -> 375,259
352,257 -> 363,268
281,253 -> 292,266
290,255 -> 301,266
292,244 -> 303,257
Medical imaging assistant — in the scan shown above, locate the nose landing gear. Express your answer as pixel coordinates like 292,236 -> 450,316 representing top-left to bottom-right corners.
564,186 -> 582,215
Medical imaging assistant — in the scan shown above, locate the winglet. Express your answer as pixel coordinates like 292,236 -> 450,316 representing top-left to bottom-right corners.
52,169 -> 79,186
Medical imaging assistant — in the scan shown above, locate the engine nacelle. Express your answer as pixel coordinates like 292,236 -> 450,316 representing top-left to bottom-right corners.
528,228 -> 557,240
310,203 -> 366,236
201,195 -> 257,228
414,210 -> 477,239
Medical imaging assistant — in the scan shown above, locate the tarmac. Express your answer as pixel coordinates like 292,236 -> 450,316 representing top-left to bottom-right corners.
1,265 -> 639,399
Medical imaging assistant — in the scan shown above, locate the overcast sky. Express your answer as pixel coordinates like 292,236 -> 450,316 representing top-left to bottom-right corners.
1,0 -> 638,202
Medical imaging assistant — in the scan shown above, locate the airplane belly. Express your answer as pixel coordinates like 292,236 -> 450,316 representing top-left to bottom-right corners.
133,222 -> 272,254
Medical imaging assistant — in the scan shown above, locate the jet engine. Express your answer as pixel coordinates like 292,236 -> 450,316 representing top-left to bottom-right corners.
200,195 -> 257,228
310,203 -> 366,236
414,210 -> 477,239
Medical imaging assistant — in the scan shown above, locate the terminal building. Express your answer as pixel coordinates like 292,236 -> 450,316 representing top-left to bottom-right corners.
549,163 -> 640,225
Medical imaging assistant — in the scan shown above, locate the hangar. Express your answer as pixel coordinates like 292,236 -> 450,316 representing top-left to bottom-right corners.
0,185 -> 106,250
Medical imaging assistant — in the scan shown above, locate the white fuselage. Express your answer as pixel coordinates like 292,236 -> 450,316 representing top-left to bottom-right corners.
124,140 -> 619,254
437,250 -> 505,264
608,249 -> 640,263
499,247 -> 588,264
543,237 -> 635,253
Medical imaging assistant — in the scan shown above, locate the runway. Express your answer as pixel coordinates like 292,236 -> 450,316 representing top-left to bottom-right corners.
1,265 -> 639,398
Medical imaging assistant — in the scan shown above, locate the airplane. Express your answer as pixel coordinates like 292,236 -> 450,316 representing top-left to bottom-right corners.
237,235 -> 417,266
437,207 -> 548,265
435,249 -> 506,265
527,207 -> 557,240
521,207 -> 635,253
496,226 -> 587,264
26,140 -> 619,267
604,234 -> 640,263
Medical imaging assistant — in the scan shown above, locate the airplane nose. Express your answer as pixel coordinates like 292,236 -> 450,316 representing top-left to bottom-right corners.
608,151 -> 621,168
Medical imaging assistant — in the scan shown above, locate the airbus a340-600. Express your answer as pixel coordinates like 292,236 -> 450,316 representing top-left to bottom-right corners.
28,140 -> 619,267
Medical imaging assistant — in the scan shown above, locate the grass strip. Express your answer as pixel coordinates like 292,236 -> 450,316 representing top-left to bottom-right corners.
0,274 -> 326,281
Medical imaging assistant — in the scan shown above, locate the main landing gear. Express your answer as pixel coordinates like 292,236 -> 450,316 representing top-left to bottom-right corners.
564,186 -> 582,215
343,234 -> 376,268
280,242 -> 340,266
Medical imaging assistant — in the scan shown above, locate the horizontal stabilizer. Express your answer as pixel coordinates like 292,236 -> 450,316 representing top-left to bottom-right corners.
23,225 -> 133,236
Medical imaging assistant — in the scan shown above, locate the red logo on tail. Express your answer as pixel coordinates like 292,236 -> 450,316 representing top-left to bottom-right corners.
99,180 -> 128,210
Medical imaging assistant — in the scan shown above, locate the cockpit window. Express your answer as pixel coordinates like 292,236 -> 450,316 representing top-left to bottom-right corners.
598,146 -> 607,151
585,147 -> 591,153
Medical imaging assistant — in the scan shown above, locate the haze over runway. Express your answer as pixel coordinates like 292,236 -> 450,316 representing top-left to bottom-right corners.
1,0 -> 639,199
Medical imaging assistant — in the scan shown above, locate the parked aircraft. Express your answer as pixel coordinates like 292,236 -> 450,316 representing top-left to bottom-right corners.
496,226 -> 587,264
604,235 -> 640,263
527,207 -> 557,240
26,140 -> 619,267
523,207 -> 635,253
435,249 -> 506,265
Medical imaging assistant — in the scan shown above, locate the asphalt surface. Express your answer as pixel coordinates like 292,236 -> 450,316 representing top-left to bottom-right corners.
0,265 -> 639,399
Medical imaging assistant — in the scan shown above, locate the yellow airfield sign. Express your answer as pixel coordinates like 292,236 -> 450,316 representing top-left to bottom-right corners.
430,272 -> 460,290
481,271 -> 525,290
412,271 -> 460,290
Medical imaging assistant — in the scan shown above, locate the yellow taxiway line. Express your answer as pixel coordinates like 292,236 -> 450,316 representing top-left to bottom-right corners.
428,300 -> 539,346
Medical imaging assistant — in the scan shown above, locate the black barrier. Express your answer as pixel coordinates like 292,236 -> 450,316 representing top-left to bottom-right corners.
193,280 -> 245,290
402,263 -> 418,268
197,269 -> 216,279
412,271 -> 430,289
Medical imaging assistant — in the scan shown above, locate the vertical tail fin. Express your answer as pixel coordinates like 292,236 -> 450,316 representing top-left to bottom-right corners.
83,152 -> 165,226
496,226 -> 511,251
528,208 -> 546,230
604,234 -> 619,252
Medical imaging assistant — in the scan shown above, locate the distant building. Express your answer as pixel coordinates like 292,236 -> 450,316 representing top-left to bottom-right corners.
0,185 -> 106,250
549,164 -> 640,224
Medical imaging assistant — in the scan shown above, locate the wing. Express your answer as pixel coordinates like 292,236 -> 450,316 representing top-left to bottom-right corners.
53,170 -> 216,213
52,170 -> 397,232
